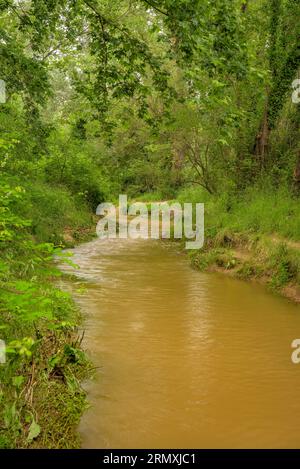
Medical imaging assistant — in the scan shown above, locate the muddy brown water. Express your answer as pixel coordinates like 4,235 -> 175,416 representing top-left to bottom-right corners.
61,237 -> 300,448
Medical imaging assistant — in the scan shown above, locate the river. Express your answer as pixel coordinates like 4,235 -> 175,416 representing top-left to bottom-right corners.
61,237 -> 300,448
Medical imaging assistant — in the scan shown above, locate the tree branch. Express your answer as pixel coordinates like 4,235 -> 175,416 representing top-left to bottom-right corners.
141,0 -> 169,16
83,0 -> 131,38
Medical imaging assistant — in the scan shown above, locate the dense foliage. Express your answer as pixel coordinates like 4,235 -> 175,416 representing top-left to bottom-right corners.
0,0 -> 299,447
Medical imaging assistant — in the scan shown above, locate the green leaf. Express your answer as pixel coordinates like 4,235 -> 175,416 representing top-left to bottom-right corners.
27,420 -> 41,442
12,376 -> 25,388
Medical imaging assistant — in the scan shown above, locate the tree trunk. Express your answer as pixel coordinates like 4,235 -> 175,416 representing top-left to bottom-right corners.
253,98 -> 270,168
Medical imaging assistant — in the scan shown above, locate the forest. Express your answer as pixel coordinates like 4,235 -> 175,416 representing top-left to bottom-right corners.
0,0 -> 299,449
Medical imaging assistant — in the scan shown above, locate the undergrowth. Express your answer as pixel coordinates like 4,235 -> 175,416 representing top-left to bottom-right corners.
0,177 -> 92,448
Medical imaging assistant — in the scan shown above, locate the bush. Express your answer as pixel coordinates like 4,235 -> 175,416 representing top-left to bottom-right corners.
12,181 -> 92,244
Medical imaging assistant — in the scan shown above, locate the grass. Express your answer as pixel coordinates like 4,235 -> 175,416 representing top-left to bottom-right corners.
0,315 -> 91,448
177,184 -> 300,300
177,184 -> 300,242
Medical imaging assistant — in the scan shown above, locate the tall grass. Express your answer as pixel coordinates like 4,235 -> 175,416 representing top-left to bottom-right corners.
177,186 -> 300,242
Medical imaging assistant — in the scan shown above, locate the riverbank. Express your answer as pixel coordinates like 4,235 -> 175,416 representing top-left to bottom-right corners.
189,232 -> 300,304
0,179 -> 95,448
175,186 -> 300,304
133,188 -> 300,304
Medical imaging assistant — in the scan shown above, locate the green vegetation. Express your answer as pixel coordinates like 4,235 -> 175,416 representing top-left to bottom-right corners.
177,185 -> 300,298
0,0 -> 299,448
178,186 -> 300,241
0,176 -> 92,448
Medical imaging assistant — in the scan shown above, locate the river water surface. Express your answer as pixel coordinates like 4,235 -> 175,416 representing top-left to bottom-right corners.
62,237 -> 300,448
